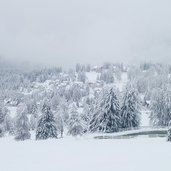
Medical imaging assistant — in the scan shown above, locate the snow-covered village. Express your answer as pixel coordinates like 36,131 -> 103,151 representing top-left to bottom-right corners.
1,0 -> 171,170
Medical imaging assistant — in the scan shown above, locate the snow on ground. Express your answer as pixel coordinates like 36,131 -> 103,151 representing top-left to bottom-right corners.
8,106 -> 17,118
140,110 -> 151,127
121,72 -> 128,83
3,71 -> 170,171
86,72 -> 98,83
0,136 -> 171,171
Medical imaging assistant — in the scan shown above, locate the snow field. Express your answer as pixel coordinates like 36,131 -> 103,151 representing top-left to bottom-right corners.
0,136 -> 170,171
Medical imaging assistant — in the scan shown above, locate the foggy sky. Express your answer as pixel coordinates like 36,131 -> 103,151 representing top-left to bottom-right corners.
0,0 -> 171,68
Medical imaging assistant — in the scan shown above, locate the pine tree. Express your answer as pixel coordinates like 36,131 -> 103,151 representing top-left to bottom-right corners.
0,105 -> 7,137
78,71 -> 86,83
3,112 -> 14,135
36,101 -> 57,140
55,112 -> 64,138
121,89 -> 140,129
89,87 -> 121,133
0,105 -> 13,136
29,101 -> 38,130
27,100 -> 38,115
81,103 -> 94,132
51,93 -> 60,110
68,105 -> 84,136
150,87 -> 171,126
30,114 -> 38,130
59,98 -> 69,123
15,104 -> 31,141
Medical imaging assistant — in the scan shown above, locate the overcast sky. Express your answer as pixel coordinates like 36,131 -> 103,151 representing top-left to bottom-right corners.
0,0 -> 171,68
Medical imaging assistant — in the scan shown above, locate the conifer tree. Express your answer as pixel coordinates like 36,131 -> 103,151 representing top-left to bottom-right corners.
59,98 -> 69,123
36,101 -> 57,140
89,87 -> 121,133
29,101 -> 38,130
150,87 -> 171,126
68,104 -> 84,136
81,103 -> 94,132
0,105 -> 13,135
27,100 -> 38,115
55,112 -> 64,138
0,105 -> 7,137
15,104 -> 31,141
30,114 -> 38,130
121,89 -> 140,129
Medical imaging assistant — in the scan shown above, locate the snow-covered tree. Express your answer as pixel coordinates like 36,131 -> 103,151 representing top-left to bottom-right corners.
26,100 -> 39,130
64,84 -> 83,103
86,64 -> 91,72
15,104 -> 31,141
82,104 -> 92,124
0,105 -> 7,137
3,113 -> 14,135
89,87 -> 121,133
26,99 -> 38,115
68,105 -> 84,136
50,93 -> 61,110
76,63 -> 81,72
81,103 -> 94,132
58,98 -> 69,123
120,89 -> 140,129
36,101 -> 57,140
100,70 -> 114,84
67,68 -> 76,82
0,105 -> 13,136
30,114 -> 37,130
114,67 -> 122,81
55,114 -> 64,138
150,87 -> 171,126
78,71 -> 86,83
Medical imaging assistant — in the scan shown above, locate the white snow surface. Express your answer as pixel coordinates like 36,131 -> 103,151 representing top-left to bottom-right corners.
3,71 -> 170,171
8,106 -> 17,118
86,71 -> 98,83
0,135 -> 171,171
140,110 -> 151,127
